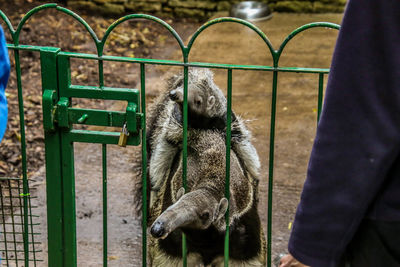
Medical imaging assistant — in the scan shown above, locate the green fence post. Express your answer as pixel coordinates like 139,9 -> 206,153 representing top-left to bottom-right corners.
140,63 -> 148,267
40,47 -> 64,267
224,69 -> 233,267
13,48 -> 30,267
267,67 -> 279,267
57,54 -> 78,267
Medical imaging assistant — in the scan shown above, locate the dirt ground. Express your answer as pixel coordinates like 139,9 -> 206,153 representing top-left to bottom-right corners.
1,2 -> 343,266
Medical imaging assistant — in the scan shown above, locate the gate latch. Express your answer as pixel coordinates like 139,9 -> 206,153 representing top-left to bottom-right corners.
42,89 -> 143,146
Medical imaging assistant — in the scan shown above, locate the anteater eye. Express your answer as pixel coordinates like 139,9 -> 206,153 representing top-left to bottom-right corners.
200,211 -> 209,221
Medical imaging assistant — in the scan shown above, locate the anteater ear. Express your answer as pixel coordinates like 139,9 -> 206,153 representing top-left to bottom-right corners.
175,187 -> 185,202
215,198 -> 228,221
207,96 -> 215,110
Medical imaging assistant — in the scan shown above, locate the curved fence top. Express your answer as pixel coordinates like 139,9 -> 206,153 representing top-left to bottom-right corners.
100,14 -> 185,58
276,22 -> 340,62
0,3 -> 340,67
186,17 -> 276,62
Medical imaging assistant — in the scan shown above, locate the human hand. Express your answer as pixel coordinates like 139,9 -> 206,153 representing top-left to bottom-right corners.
278,254 -> 310,267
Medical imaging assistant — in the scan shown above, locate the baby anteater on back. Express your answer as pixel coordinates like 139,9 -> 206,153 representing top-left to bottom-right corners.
168,68 -> 227,130
146,68 -> 260,202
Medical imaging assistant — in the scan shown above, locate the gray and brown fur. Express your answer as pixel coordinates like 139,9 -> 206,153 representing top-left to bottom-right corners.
146,68 -> 260,205
148,130 -> 266,266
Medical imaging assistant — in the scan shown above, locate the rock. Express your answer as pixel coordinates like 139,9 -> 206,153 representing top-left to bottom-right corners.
101,3 -> 125,15
125,1 -> 162,12
217,1 -> 231,11
273,1 -> 313,12
68,1 -> 125,15
141,0 -> 167,3
68,1 -> 101,12
168,0 -> 217,10
163,6 -> 173,13
313,2 -> 345,12
93,0 -> 126,4
174,7 -> 205,18
317,0 -> 344,3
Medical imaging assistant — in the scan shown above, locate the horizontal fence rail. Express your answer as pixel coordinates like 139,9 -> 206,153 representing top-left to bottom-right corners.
0,3 -> 340,267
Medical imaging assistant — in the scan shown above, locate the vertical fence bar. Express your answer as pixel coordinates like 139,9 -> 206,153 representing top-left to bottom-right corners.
7,180 -> 19,266
16,180 -> 32,266
58,54 -> 77,267
267,69 -> 278,267
0,182 -> 10,266
140,63 -> 148,267
317,73 -> 324,123
17,180 -> 26,264
61,137 -> 77,267
40,47 -> 63,267
98,59 -> 104,88
13,48 -> 30,267
224,69 -> 233,267
182,65 -> 189,267
27,183 -> 37,266
99,36 -> 107,267
102,144 -> 108,267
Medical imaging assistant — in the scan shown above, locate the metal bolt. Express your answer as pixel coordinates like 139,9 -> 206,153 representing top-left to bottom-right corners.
77,114 -> 89,124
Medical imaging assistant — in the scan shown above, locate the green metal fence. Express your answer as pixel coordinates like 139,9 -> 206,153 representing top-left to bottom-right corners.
0,178 -> 41,266
0,3 -> 340,267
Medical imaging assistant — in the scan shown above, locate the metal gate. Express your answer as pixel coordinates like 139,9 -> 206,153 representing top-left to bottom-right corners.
0,3 -> 340,267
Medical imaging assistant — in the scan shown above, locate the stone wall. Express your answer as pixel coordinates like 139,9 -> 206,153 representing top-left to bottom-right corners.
67,0 -> 346,19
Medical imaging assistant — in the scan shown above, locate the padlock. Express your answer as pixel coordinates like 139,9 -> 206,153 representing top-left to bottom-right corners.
118,123 -> 129,147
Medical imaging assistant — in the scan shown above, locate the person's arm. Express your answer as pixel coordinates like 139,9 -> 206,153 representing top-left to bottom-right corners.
0,25 -> 10,141
288,0 -> 400,266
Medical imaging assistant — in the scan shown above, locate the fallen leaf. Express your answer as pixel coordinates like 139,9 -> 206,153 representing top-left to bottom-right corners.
108,255 -> 119,260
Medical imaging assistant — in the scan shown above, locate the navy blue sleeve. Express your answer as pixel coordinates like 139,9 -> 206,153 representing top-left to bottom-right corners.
0,25 -> 10,141
288,0 -> 400,266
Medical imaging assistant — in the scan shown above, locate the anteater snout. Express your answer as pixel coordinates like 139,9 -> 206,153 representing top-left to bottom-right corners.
150,221 -> 165,238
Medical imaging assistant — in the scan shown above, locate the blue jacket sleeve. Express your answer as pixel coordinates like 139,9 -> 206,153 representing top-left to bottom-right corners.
0,25 -> 10,141
288,0 -> 400,266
